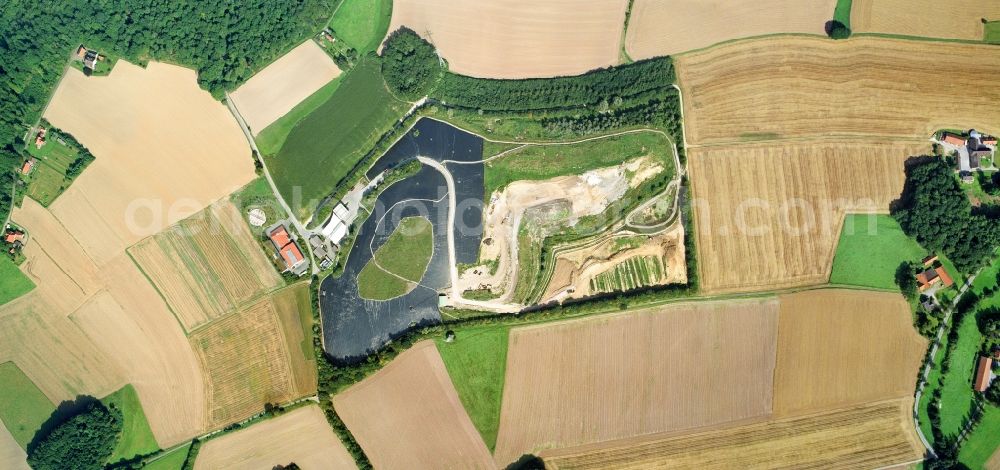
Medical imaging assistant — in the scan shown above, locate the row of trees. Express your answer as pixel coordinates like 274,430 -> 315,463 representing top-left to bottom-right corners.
0,0 -> 335,222
379,28 -> 676,113
893,159 -> 1000,273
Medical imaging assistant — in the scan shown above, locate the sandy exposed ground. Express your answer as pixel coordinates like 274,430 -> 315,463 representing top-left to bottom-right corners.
44,61 -> 255,266
988,447 -> 1000,470
386,0 -> 628,78
625,0 -> 835,59
0,422 -> 28,470
773,290 -> 927,416
333,341 -> 494,469
676,36 -> 1000,145
460,164 -> 633,301
542,222 -> 686,302
194,405 -> 356,470
230,40 -> 341,134
853,0 -> 1000,40
493,299 -> 780,465
688,140 -> 925,294
540,398 -> 924,470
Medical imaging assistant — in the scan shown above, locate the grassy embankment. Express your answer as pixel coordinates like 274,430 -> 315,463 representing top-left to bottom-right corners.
833,0 -> 852,29
103,384 -> 159,463
830,214 -> 933,289
0,362 -> 158,461
985,21 -> 1000,44
143,442 -> 192,470
0,258 -> 34,306
327,0 -> 393,54
356,216 -> 433,300
483,131 -> 673,199
0,362 -> 54,448
268,57 -> 408,219
434,325 -> 509,451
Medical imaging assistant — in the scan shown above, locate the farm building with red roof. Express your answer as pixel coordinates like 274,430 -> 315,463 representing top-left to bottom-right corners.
974,356 -> 993,392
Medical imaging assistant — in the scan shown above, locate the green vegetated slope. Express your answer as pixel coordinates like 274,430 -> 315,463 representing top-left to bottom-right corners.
435,325 -> 509,451
24,125 -> 95,207
959,405 -> 1000,468
102,384 -> 159,463
829,214 -> 928,289
0,0 -> 337,223
0,362 -> 55,448
143,443 -> 192,470
833,0 -> 853,28
985,21 -> 1000,44
255,76 -> 343,156
356,216 -> 433,300
0,257 -> 35,307
937,314 -> 983,437
483,131 -> 674,198
269,57 -> 408,217
328,0 -> 393,53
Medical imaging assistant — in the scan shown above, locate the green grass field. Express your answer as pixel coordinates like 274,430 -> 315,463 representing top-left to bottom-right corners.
829,214 -> 929,289
833,0 -> 853,28
357,217 -> 433,300
268,57 -> 408,218
328,0 -> 393,53
255,75 -> 343,156
25,137 -> 82,206
985,21 -> 1000,44
143,442 -> 191,470
0,257 -> 35,307
939,313 -> 983,438
0,362 -> 55,448
483,132 -> 673,198
959,405 -> 1000,468
229,177 -> 283,229
590,256 -> 664,294
434,325 -> 509,450
102,384 -> 159,463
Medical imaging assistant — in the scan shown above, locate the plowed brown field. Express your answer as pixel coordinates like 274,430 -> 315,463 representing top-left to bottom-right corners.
688,140 -> 924,293
541,398 -> 924,470
493,299 -> 780,465
333,341 -> 494,470
853,0 -> 1000,40
625,0 -> 835,58
386,0 -> 628,78
194,405 -> 355,470
676,36 -> 1000,145
773,290 -> 927,416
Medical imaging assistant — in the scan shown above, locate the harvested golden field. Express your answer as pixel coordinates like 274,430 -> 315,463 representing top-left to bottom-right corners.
386,0 -> 628,78
333,341 -> 494,470
194,405 -> 355,470
493,299 -> 779,465
688,140 -> 925,293
625,0 -> 835,58
541,398 -> 924,470
130,201 -> 282,331
773,290 -> 927,416
6,200 -> 208,446
44,61 -> 255,265
189,287 -> 314,428
0,422 -> 28,470
75,256 -> 209,446
853,0 -> 1000,40
230,40 -> 341,134
676,36 -> 1000,145
270,283 -> 317,393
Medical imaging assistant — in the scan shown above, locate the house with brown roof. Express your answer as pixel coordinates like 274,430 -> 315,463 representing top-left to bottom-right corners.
267,224 -> 308,275
916,266 -> 954,292
35,128 -> 46,149
4,231 -> 24,244
942,132 -> 967,147
21,158 -> 35,175
974,356 -> 994,392
922,254 -> 938,266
